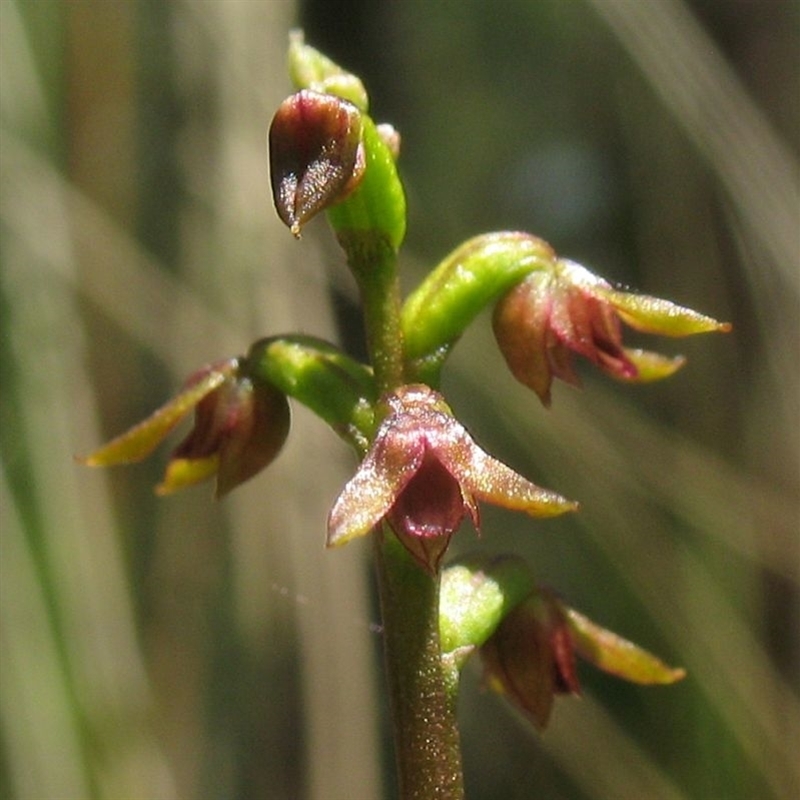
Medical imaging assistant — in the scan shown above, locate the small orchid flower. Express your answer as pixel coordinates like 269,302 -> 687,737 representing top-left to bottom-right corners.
480,588 -> 579,730
493,259 -> 731,406
327,384 -> 577,572
481,587 -> 686,729
80,358 -> 290,497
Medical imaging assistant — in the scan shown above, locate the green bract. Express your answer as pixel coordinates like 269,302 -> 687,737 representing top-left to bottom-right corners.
288,31 -> 369,111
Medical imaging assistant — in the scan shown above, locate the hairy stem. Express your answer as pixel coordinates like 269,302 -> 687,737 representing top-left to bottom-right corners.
343,230 -> 464,797
375,530 -> 464,800
339,230 -> 406,395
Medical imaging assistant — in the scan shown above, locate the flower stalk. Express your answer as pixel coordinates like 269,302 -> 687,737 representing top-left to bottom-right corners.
81,33 -> 730,800
346,229 -> 406,396
375,530 -> 464,799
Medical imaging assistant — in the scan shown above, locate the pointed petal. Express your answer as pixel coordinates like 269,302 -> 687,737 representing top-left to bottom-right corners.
534,589 -> 581,695
425,410 -> 577,518
327,432 -> 424,547
556,259 -> 611,294
566,607 -> 686,685
620,348 -> 686,382
607,290 -> 731,337
549,282 -> 589,355
459,445 -> 578,518
156,454 -> 219,495
78,367 -> 231,467
546,336 -> 581,392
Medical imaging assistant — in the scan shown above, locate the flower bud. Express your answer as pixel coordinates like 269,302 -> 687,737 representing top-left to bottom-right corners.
269,90 -> 364,237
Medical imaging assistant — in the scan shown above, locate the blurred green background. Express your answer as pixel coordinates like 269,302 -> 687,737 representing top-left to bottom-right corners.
1,1 -> 797,799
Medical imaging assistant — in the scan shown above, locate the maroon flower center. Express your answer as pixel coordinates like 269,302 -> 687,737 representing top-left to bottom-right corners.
389,449 -> 467,539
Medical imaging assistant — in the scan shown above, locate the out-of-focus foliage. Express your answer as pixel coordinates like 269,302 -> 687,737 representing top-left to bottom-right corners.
1,2 -> 797,800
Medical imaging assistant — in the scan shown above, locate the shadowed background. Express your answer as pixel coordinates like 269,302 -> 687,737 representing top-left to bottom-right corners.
1,1 -> 797,799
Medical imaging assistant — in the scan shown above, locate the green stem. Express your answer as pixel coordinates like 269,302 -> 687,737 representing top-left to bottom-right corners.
375,530 -> 464,800
342,230 -> 464,797
339,230 -> 406,396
